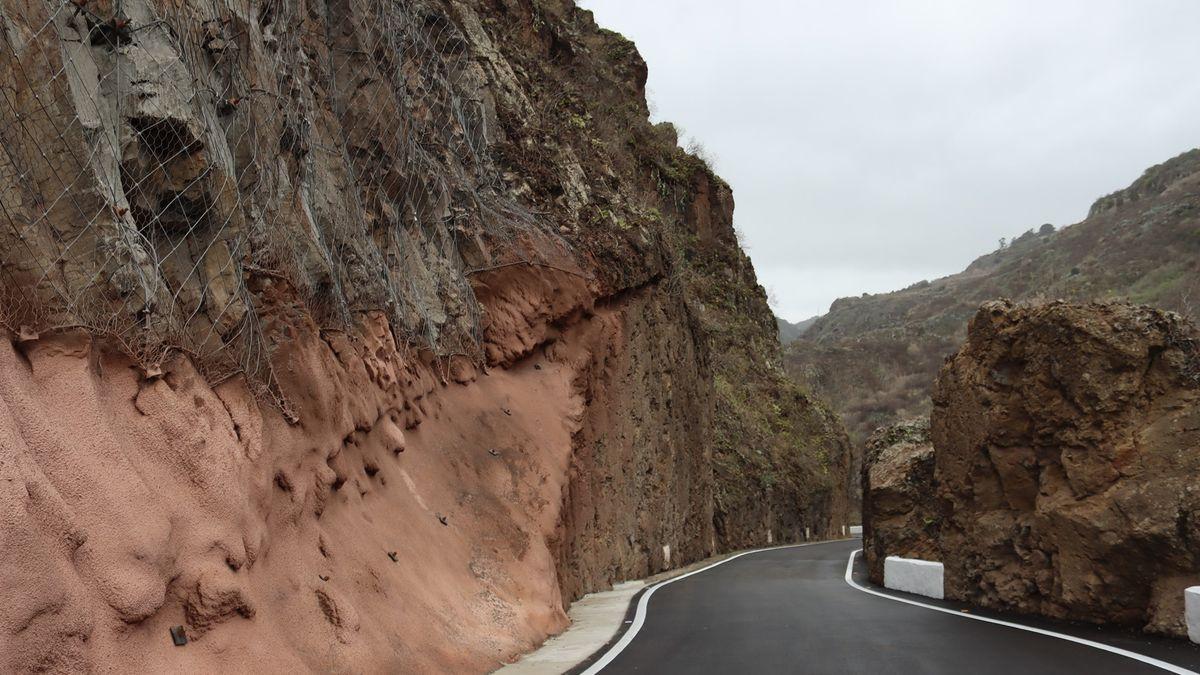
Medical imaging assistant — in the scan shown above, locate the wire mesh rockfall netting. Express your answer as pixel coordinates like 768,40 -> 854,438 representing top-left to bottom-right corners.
0,0 -> 557,388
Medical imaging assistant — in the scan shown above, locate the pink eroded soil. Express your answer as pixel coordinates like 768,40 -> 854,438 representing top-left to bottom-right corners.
0,310 -> 582,672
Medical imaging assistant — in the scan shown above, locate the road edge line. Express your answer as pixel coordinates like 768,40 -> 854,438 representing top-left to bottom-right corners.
578,538 -> 852,674
843,549 -> 1199,675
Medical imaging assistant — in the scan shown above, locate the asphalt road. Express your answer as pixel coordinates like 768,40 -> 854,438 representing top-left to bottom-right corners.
591,538 -> 1200,674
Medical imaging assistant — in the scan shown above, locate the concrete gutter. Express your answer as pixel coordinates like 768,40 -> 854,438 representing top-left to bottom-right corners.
494,581 -> 647,674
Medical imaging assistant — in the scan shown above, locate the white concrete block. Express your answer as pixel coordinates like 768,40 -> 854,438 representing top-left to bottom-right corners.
1187,586 -> 1200,644
884,556 -> 944,600
849,525 -> 863,536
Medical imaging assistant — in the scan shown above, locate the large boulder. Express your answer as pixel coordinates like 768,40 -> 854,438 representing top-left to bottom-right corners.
933,300 -> 1200,635
861,419 -> 940,584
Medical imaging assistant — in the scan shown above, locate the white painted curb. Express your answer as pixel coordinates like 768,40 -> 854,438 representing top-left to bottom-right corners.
845,550 -> 1198,675
1187,586 -> 1200,644
884,555 -> 944,600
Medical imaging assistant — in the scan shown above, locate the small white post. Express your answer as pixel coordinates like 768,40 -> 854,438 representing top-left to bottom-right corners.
805,527 -> 810,541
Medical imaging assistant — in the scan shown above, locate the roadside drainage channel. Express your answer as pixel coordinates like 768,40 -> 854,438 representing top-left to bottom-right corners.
494,580 -> 648,675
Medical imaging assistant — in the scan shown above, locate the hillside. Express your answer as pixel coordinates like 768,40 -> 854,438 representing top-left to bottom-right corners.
785,149 -> 1200,448
776,315 -> 818,343
0,0 -> 849,671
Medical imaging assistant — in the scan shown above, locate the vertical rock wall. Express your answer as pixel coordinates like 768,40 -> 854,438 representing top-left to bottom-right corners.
864,300 -> 1200,638
934,301 -> 1200,636
0,0 -> 851,671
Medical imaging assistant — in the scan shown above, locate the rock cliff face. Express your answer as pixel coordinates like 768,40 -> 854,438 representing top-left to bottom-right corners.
935,301 -> 1200,636
0,0 -> 850,671
860,419 -> 938,584
865,301 -> 1200,637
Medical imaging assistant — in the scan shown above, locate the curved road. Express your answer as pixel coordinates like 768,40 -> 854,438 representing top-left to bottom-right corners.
586,539 -> 1200,674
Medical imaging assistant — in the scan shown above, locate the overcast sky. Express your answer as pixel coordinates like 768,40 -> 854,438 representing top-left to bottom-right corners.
578,0 -> 1200,321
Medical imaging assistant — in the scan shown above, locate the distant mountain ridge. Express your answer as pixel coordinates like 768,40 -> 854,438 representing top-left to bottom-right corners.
785,148 -> 1200,447
776,315 -> 818,343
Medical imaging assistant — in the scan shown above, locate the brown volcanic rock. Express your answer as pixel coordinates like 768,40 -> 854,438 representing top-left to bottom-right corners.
861,419 -> 940,584
932,300 -> 1200,635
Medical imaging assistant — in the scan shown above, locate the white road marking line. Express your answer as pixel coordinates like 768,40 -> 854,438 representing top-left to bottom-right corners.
844,549 -> 1199,675
580,538 -> 852,674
